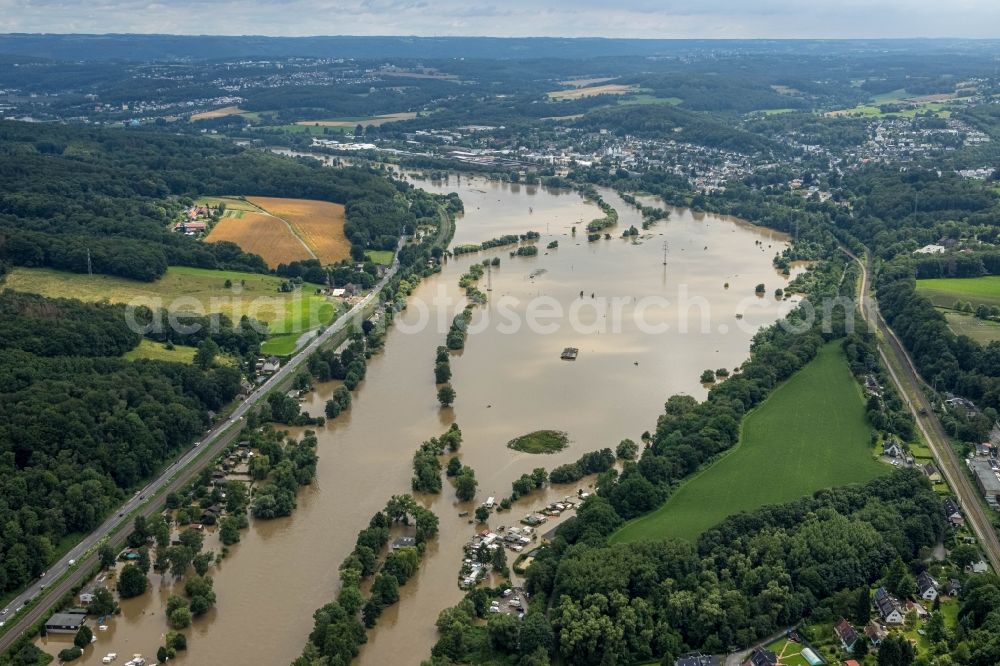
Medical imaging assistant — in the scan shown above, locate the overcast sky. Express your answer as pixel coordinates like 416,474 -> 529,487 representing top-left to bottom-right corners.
0,0 -> 998,39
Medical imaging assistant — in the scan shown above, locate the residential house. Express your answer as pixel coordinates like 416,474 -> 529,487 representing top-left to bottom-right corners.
261,356 -> 281,374
922,462 -> 942,483
874,587 -> 904,625
917,571 -> 938,602
864,621 -> 886,646
79,588 -> 96,605
745,648 -> 778,666
834,618 -> 859,652
943,498 -> 964,527
946,579 -> 962,597
966,560 -> 989,574
883,440 -> 903,458
391,537 -> 416,550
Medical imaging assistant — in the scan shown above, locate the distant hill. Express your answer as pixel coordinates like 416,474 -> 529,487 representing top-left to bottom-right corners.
1,34 -> 1000,62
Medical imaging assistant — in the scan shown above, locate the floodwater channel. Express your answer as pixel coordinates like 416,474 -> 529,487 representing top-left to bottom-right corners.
39,166 -> 804,665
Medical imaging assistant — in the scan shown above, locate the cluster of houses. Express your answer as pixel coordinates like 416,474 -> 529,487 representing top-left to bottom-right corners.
254,355 -> 281,382
459,525 -> 538,588
174,204 -> 213,235
827,576 -> 958,658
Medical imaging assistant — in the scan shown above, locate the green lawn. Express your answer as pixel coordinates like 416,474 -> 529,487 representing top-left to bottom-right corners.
917,276 -> 1000,307
942,311 -> 1000,345
765,639 -> 812,666
611,343 -> 885,543
365,250 -> 395,265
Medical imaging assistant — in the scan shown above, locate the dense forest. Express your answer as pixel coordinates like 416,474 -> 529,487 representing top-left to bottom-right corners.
0,121 -> 413,279
0,299 -> 242,594
425,470 -> 943,666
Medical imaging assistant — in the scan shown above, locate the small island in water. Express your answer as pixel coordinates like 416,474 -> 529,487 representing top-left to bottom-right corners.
507,430 -> 569,454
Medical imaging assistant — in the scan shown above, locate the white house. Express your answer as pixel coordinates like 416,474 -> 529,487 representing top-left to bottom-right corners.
874,587 -> 904,625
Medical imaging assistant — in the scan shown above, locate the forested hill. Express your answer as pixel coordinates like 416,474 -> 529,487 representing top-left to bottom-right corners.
0,287 -> 245,596
0,120 -> 412,280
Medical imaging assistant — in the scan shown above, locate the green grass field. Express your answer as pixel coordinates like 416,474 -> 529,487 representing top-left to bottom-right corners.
619,94 -> 683,106
943,311 -> 1000,344
259,123 -> 354,135
123,339 -> 198,363
765,639 -> 812,666
4,266 -> 334,356
611,343 -> 885,543
917,276 -> 1000,309
195,196 -> 260,218
365,250 -> 395,265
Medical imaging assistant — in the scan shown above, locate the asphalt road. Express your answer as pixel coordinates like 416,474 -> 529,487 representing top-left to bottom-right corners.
850,249 -> 1000,573
0,244 -> 402,651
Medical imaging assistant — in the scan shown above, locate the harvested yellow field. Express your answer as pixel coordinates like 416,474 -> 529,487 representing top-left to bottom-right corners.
547,84 -> 637,100
190,106 -> 247,121
206,211 -> 312,268
246,197 -> 350,264
295,112 -> 417,127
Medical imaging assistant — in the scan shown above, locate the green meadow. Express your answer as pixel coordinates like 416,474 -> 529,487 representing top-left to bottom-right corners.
611,343 -> 885,543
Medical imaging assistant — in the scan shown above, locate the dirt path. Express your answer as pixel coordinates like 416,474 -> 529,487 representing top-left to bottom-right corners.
242,199 -> 318,261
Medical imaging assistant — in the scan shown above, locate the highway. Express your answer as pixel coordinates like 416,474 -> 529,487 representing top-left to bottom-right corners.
0,242 -> 403,651
850,248 -> 1000,573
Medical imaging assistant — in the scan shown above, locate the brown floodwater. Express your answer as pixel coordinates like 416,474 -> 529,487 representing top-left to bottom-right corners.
39,169 -> 803,665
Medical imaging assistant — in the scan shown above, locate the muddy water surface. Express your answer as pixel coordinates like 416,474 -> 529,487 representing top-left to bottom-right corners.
39,170 -> 803,666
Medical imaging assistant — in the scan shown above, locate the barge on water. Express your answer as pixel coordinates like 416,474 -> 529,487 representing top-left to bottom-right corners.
560,347 -> 579,361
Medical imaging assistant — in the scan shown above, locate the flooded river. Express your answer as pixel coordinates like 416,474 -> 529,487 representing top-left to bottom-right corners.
40,168 -> 803,665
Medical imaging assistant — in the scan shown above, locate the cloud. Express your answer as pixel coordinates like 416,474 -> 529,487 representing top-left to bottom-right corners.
1,0 -> 999,38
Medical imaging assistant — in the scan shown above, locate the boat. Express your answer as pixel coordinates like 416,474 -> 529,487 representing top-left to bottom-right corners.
560,347 -> 579,360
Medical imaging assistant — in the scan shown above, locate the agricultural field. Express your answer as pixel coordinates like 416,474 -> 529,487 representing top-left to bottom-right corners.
943,311 -> 1000,344
916,276 -> 1000,309
2,266 -> 333,355
611,343 -> 885,543
294,112 -> 418,127
206,211 -> 313,267
246,196 -> 350,264
547,84 -> 638,100
825,88 -> 963,118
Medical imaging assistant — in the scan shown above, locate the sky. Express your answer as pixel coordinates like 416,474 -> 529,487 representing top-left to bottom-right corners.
0,0 -> 998,39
